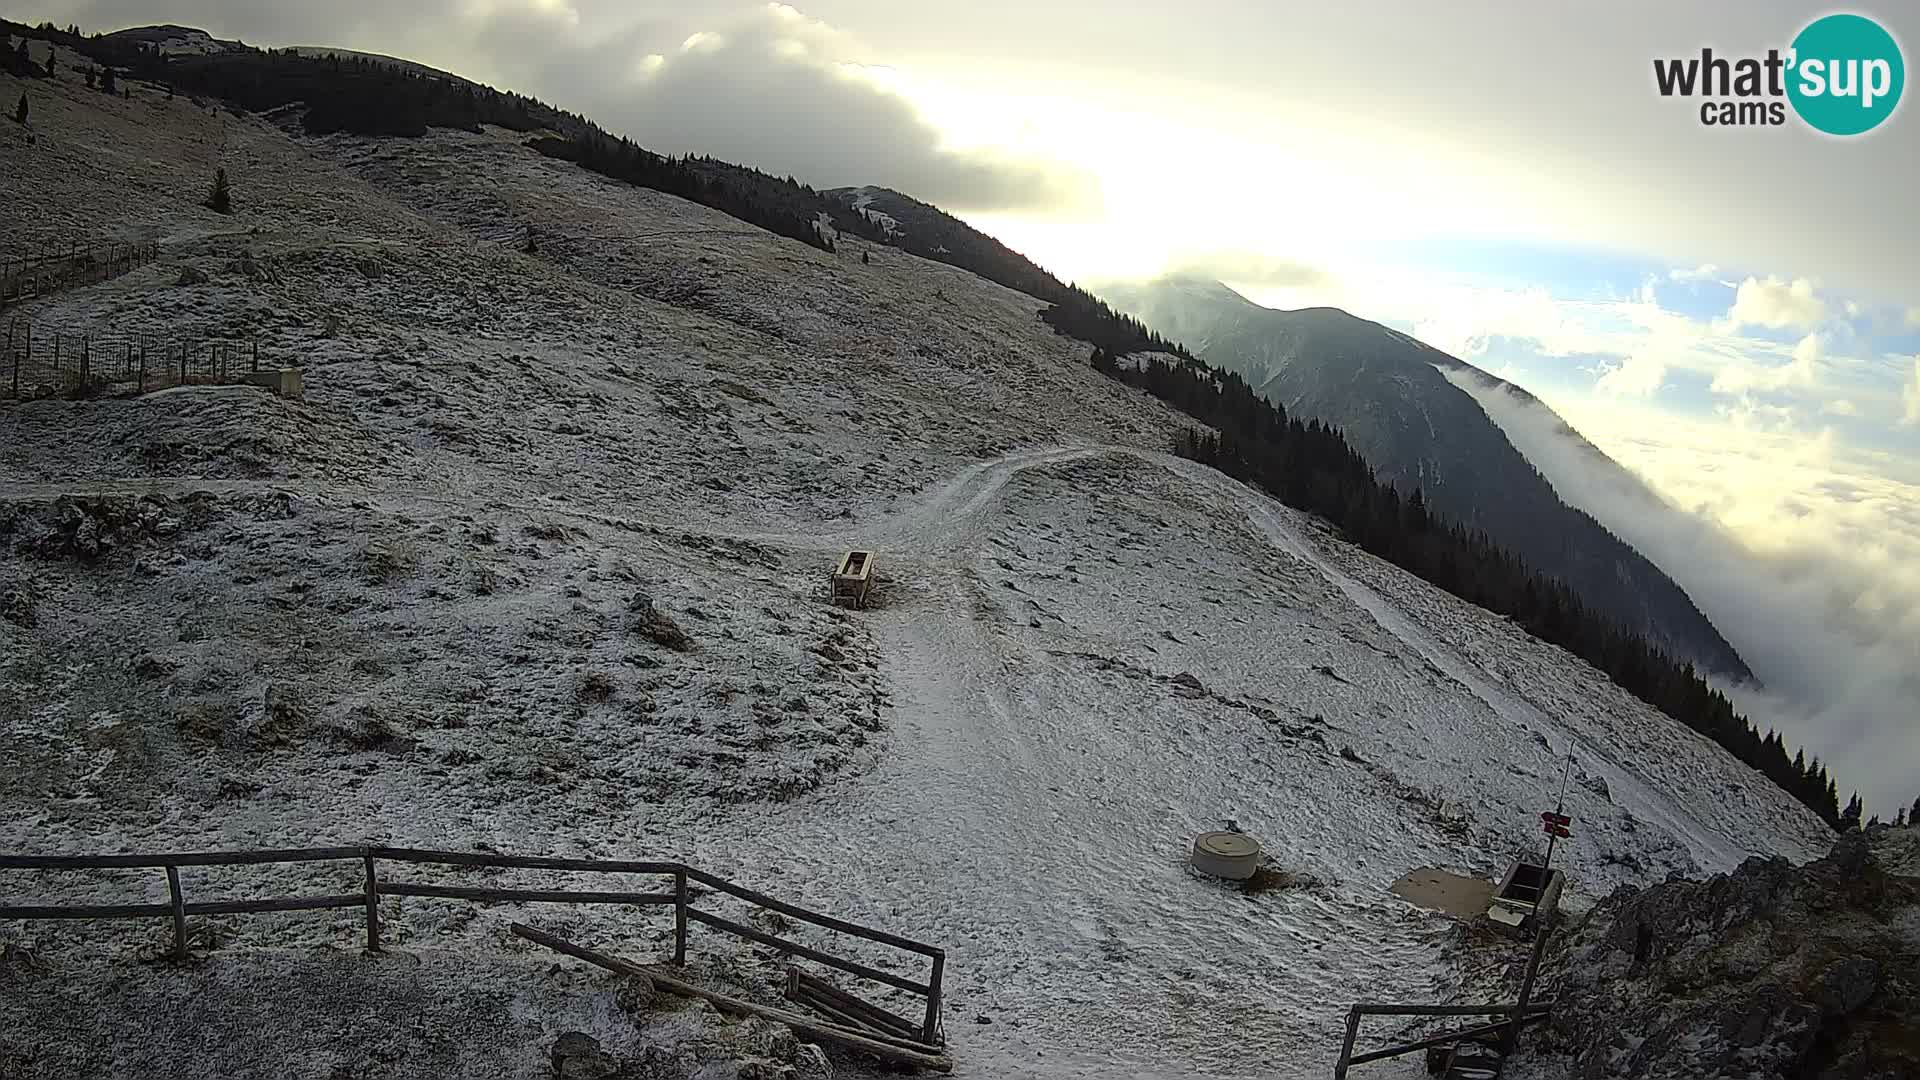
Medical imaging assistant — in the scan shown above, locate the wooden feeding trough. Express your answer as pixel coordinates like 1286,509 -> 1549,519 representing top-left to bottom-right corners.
1485,859 -> 1564,933
830,550 -> 876,609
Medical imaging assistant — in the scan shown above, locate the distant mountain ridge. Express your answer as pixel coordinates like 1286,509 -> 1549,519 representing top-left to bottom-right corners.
41,19 -> 1743,682
1100,275 -> 1753,681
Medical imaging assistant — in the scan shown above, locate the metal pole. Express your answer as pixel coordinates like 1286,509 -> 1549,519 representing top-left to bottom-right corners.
1502,911 -> 1554,1058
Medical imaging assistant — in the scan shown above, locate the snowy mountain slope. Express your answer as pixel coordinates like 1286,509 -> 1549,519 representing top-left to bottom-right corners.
1097,276 -> 1753,683
0,49 -> 1834,1080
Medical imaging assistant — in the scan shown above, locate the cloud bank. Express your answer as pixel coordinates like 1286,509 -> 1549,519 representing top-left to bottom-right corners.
1442,365 -> 1920,818
50,0 -> 1094,212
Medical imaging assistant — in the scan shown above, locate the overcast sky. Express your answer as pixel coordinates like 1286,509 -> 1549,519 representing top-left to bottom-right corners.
23,0 -> 1917,815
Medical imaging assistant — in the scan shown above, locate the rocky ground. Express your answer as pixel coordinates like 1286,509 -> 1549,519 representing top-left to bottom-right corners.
0,40 -> 1848,1080
1509,824 -> 1919,1079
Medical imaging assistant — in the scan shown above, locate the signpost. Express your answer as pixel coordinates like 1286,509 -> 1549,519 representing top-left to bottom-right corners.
1505,745 -> 1578,1058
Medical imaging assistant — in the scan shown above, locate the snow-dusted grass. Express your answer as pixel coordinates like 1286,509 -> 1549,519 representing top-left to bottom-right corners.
0,59 -> 1833,1079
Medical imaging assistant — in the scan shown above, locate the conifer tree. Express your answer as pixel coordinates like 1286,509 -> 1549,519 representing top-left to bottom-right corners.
204,167 -> 232,214
1839,793 -> 1863,832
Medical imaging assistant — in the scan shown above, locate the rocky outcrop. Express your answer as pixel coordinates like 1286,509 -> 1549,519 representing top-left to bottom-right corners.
1530,826 -> 1919,1079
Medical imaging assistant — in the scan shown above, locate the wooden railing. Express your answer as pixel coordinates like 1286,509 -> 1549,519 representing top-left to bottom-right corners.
0,844 -> 946,1044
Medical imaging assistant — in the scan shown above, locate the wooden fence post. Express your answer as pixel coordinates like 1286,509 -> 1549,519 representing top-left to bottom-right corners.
673,867 -> 688,966
251,338 -> 258,373
166,865 -> 188,961
363,852 -> 382,953
138,343 -> 146,393
922,951 -> 944,1045
1335,1007 -> 1361,1080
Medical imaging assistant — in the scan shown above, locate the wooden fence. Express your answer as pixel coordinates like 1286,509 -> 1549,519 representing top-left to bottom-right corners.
0,844 -> 946,1044
0,241 -> 158,306
2,318 -> 265,401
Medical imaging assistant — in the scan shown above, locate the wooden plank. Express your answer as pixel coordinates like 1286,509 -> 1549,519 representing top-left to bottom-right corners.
1335,1007 -> 1361,1080
0,902 -> 172,919
182,894 -> 364,916
789,983 -> 928,1048
381,883 -> 677,905
923,950 -> 945,1044
682,865 -> 942,957
511,924 -> 951,1072
789,980 -> 890,1037
1345,1012 -> 1548,1068
789,968 -> 922,1041
673,868 -> 688,966
166,866 -> 188,960
363,854 -> 381,953
1349,1002 -> 1554,1017
684,907 -> 926,994
0,847 -> 365,870
368,847 -> 680,876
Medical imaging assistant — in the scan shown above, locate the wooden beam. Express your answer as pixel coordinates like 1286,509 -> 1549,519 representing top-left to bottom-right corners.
0,902 -> 172,919
788,968 -> 923,1042
682,865 -> 942,957
511,923 -> 951,1073
166,866 -> 188,961
0,847 -> 365,870
684,907 -> 927,994
183,894 -> 364,916
382,882 -> 676,905
368,847 -> 679,875
1346,1012 -> 1549,1068
363,854 -> 381,953
673,868 -> 688,966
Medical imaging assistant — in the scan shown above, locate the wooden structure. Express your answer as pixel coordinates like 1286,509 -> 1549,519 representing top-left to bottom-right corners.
515,925 -> 951,1071
1,242 -> 158,308
0,844 -> 947,1046
1333,1000 -> 1553,1079
3,318 -> 270,402
829,550 -> 876,609
1486,859 -> 1563,933
786,966 -> 926,1045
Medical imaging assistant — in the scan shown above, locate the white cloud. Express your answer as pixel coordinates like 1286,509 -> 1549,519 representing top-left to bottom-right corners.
1709,332 -> 1823,396
1595,352 -> 1667,397
1823,399 -> 1859,417
1668,263 -> 1720,284
1903,356 -> 1920,427
1909,307 -> 1920,330
1723,276 -> 1828,332
1446,371 -> 1920,818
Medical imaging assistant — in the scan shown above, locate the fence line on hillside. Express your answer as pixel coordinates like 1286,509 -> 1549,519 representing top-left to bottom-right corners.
0,241 -> 159,306
0,844 -> 946,1045
1,318 -> 267,401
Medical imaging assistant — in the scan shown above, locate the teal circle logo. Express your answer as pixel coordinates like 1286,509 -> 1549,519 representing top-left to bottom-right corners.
1787,14 -> 1904,135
